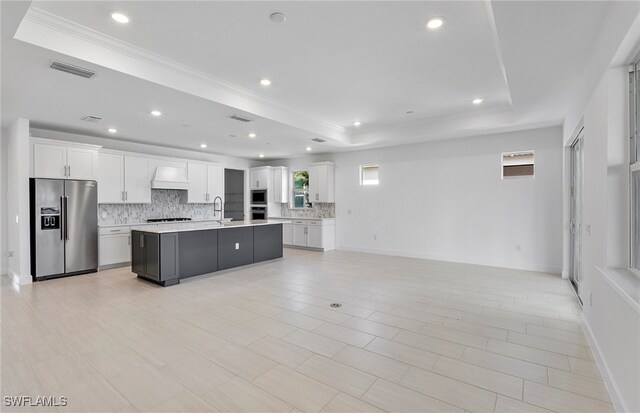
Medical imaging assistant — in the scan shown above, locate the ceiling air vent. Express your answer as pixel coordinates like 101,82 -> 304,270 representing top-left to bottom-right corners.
50,61 -> 96,79
229,114 -> 252,123
81,115 -> 103,123
311,138 -> 326,143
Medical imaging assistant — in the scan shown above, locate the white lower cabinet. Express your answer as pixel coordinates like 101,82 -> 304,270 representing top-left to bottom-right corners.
99,226 -> 131,267
284,219 -> 335,251
283,223 -> 294,245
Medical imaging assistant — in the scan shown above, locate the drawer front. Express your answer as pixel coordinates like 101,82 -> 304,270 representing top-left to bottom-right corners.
99,226 -> 130,235
306,220 -> 322,226
293,220 -> 306,225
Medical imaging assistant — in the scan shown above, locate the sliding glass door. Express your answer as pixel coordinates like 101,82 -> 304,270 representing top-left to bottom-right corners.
570,130 -> 585,300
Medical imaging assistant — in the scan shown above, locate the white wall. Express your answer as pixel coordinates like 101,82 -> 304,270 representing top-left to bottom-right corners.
5,118 -> 31,284
1,128 -> 7,275
563,65 -> 640,413
271,126 -> 563,273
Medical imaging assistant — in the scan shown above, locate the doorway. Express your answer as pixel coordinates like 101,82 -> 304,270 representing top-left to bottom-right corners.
569,129 -> 584,301
224,169 -> 245,221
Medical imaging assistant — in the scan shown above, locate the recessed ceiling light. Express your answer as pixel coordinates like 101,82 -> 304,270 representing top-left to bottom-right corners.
111,12 -> 130,24
306,146 -> 312,151
200,143 -> 207,148
353,121 -> 361,127
248,132 -> 257,138
426,16 -> 445,30
270,12 -> 286,23
150,110 -> 162,117
260,78 -> 272,86
472,98 -> 484,105
259,153 -> 265,158
108,128 -> 117,133
406,110 -> 415,114
229,134 -> 236,138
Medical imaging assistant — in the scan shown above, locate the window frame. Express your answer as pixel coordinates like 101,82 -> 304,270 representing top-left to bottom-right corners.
629,58 -> 640,276
291,170 -> 312,209
501,151 -> 535,180
360,164 -> 380,186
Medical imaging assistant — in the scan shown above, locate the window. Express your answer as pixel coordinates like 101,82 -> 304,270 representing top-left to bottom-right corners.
292,171 -> 312,208
502,151 -> 534,179
630,59 -> 640,272
360,164 -> 379,185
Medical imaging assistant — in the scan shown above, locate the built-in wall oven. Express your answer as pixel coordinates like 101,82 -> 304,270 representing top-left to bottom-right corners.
251,190 -> 267,205
251,206 -> 267,220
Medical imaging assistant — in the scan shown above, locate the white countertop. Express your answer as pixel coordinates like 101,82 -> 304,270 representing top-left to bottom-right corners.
268,216 -> 335,221
99,219 -> 221,228
130,219 -> 290,234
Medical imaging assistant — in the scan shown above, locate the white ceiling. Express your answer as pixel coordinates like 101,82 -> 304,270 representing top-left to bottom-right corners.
0,1 -> 633,159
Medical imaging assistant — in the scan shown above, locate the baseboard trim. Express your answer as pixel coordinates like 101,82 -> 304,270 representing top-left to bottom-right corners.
8,269 -> 32,285
336,245 -> 561,274
580,314 -> 627,413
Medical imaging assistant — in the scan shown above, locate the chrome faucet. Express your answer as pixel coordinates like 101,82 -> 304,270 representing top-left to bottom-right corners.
213,196 -> 223,224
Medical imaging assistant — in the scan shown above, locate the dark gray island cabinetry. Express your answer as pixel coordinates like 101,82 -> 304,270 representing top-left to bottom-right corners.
131,221 -> 284,286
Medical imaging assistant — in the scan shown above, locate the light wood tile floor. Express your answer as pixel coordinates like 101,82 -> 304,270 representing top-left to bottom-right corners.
1,249 -> 613,412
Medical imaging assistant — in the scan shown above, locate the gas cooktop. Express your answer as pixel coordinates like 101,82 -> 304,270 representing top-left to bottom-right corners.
147,218 -> 192,223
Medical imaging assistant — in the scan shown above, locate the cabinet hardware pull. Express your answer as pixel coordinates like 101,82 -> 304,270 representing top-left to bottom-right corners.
67,165 -> 71,177
125,191 -> 128,201
128,235 -> 131,245
140,235 -> 144,248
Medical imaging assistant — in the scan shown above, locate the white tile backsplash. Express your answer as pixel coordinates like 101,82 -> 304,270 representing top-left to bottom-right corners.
99,189 -> 220,225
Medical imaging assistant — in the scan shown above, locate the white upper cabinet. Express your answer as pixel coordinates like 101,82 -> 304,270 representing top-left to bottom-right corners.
97,153 -> 150,204
308,162 -> 335,203
187,162 -> 208,203
124,156 -> 151,204
33,143 -> 67,179
250,168 -> 270,190
98,153 -> 125,203
207,165 -> 224,203
66,147 -> 99,180
186,162 -> 224,204
32,140 -> 99,180
272,167 -> 289,203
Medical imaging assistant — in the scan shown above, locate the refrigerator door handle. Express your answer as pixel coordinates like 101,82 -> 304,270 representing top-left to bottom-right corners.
60,196 -> 65,240
64,196 -> 69,240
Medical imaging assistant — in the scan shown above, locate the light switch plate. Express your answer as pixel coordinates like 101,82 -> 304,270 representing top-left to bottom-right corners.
235,243 -> 239,250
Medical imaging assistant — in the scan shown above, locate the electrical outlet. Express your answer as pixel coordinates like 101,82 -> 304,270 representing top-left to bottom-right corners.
589,291 -> 593,306
7,251 -> 14,257
15,215 -> 19,224
516,244 -> 521,251
373,234 -> 377,241
347,210 -> 352,215
235,243 -> 239,250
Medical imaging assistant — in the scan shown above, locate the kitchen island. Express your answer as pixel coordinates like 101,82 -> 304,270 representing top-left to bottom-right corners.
130,220 -> 284,286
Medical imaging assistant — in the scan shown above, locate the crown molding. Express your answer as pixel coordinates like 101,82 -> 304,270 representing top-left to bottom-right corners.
16,7 -> 351,144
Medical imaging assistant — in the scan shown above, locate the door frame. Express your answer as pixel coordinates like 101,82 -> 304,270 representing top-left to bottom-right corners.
569,128 -> 584,302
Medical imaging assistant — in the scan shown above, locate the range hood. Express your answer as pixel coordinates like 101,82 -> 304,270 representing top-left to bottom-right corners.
151,166 -> 190,190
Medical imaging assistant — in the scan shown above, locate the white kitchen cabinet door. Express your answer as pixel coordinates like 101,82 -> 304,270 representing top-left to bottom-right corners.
187,162 -> 208,203
67,147 -> 99,180
273,167 -> 289,203
282,223 -> 293,245
250,168 -> 269,190
124,156 -> 151,203
99,234 -> 131,266
33,143 -> 67,179
308,163 -> 335,203
207,165 -> 224,203
98,153 -> 125,203
292,225 -> 307,246
307,225 -> 323,248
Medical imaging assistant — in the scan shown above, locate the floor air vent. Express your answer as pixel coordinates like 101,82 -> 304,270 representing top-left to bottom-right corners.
50,62 -> 96,79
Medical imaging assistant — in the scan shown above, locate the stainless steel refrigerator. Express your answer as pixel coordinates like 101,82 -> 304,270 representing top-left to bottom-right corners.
30,178 -> 98,281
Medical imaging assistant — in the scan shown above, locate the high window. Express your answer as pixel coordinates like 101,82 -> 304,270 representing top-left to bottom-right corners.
502,151 -> 535,179
360,164 -> 379,185
292,171 -> 312,208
